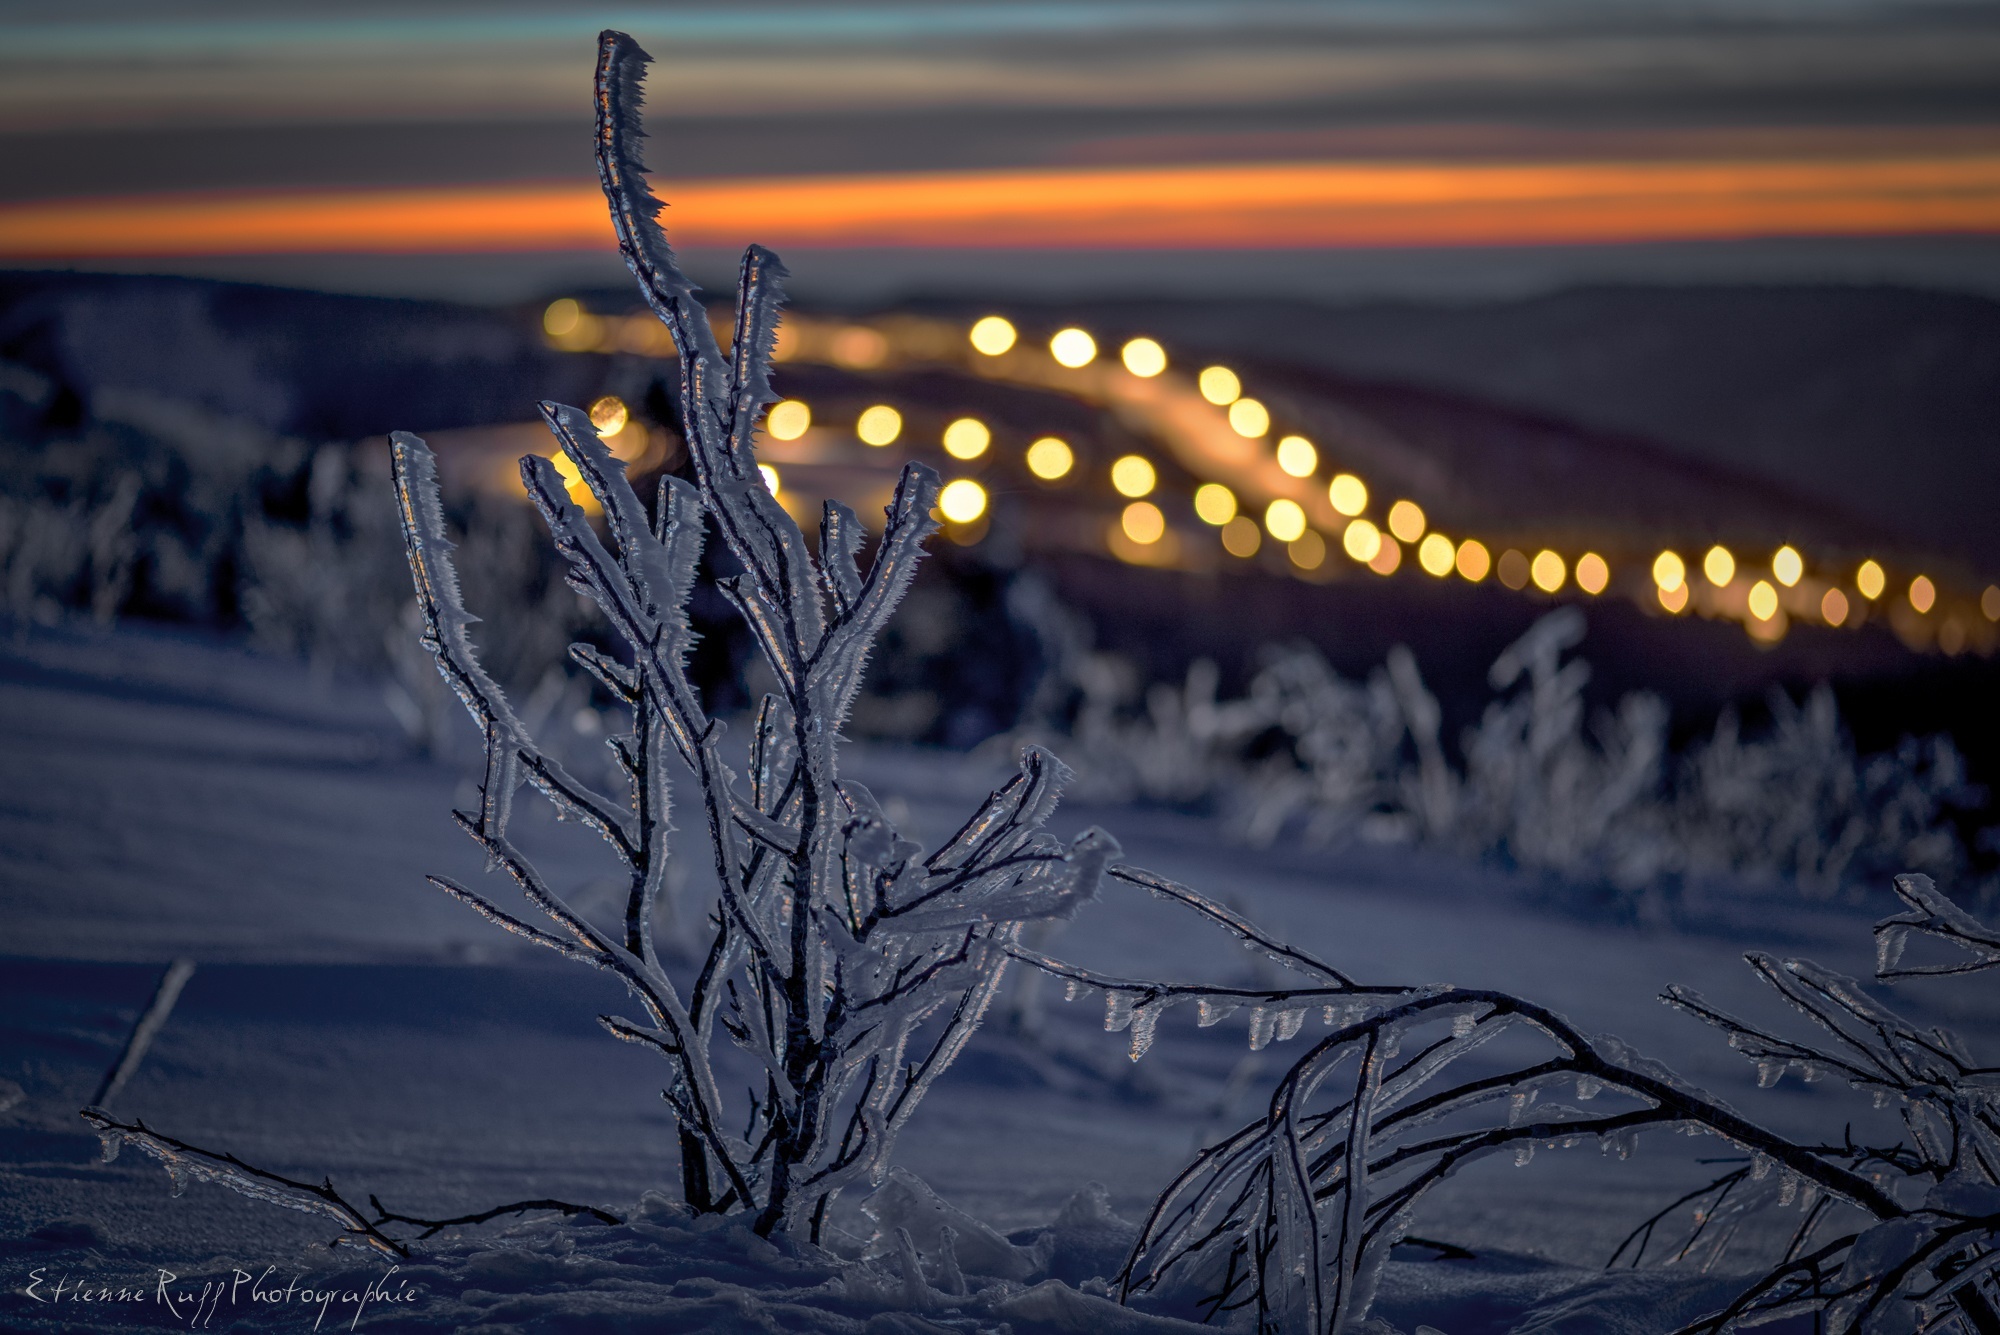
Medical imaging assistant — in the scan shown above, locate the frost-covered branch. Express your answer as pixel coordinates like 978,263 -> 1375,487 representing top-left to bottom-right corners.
1876,871 -> 2000,979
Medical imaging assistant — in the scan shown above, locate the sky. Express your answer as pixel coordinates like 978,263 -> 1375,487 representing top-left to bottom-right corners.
3,1 -> 2000,301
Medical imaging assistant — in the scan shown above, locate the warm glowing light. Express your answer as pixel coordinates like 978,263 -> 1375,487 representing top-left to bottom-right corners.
1857,559 -> 1886,600
1576,552 -> 1609,595
1121,338 -> 1167,377
1702,545 -> 1735,587
543,298 -> 583,338
1289,531 -> 1327,571
767,400 -> 811,441
1265,498 -> 1308,543
856,404 -> 902,446
551,450 -> 582,484
1121,500 -> 1166,545
830,325 -> 888,368
1025,437 -> 1073,479
1111,454 -> 1157,498
1941,620 -> 1966,655
1386,500 -> 1425,544
1659,582 -> 1689,613
1498,550 -> 1530,590
1748,580 -> 1779,621
1369,537 -> 1402,576
1531,550 -> 1566,593
942,417 -> 991,460
1343,518 -> 1382,563
1822,587 -> 1850,626
1772,545 -> 1804,587
1221,515 -> 1262,557
939,478 -> 988,524
588,395 -> 629,437
1228,398 -> 1270,438
1050,327 -> 1097,368
1193,483 -> 1237,525
969,316 -> 1016,355
758,463 -> 781,494
1909,574 -> 1936,613
1198,366 -> 1241,405
1275,435 -> 1317,477
1652,550 -> 1686,592
1456,539 -> 1491,582
1984,586 -> 2000,621
1328,473 -> 1367,517
1417,533 -> 1455,577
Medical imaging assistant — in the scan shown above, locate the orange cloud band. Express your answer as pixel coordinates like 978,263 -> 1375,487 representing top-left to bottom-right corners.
5,155 -> 2000,256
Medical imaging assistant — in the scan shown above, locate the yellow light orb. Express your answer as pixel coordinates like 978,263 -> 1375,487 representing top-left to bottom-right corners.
1050,327 -> 1097,368
1703,545 -> 1736,587
551,450 -> 583,484
856,404 -> 902,446
1369,536 -> 1402,575
766,400 -> 811,441
1659,582 -> 1689,613
1983,585 -> 2000,622
1025,437 -> 1073,480
1289,530 -> 1327,571
588,395 -> 629,437
1264,498 -> 1307,543
1275,435 -> 1317,477
1531,550 -> 1566,593
1121,500 -> 1165,545
1193,482 -> 1237,525
938,478 -> 988,524
1576,552 -> 1609,595
1653,550 -> 1686,592
1120,337 -> 1167,377
1228,397 -> 1270,439
1748,579 -> 1779,621
1456,539 -> 1491,582
1198,366 -> 1241,405
1909,574 -> 1936,613
543,297 -> 583,337
1822,587 -> 1850,626
1342,518 -> 1382,563
942,417 -> 991,460
1110,454 -> 1157,498
969,316 -> 1017,356
1857,559 -> 1886,600
1773,545 -> 1804,587
1328,473 -> 1368,517
758,463 -> 781,495
1417,532 -> 1455,577
1386,499 -> 1425,543
1221,515 -> 1262,557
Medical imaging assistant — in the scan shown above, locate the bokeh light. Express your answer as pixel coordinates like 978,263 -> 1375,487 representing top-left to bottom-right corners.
1857,559 -> 1886,599
942,417 -> 990,460
1576,552 -> 1609,595
1456,539 -> 1491,582
1198,366 -> 1241,405
1984,586 -> 2000,621
543,298 -> 582,337
939,478 -> 988,524
1343,518 -> 1382,563
1659,582 -> 1689,613
1417,532 -> 1455,576
1652,550 -> 1686,592
1822,587 -> 1850,626
1120,338 -> 1167,377
1111,455 -> 1157,498
1289,530 -> 1327,571
1369,537 -> 1402,576
1909,574 -> 1936,613
1275,435 -> 1317,477
758,463 -> 781,494
1121,500 -> 1165,545
969,316 -> 1016,355
1531,550 -> 1566,593
1498,550 -> 1530,590
1386,500 -> 1425,543
1025,437 -> 1073,480
1703,545 -> 1735,587
830,326 -> 888,369
1748,580 -> 1779,621
1328,474 -> 1368,517
588,395 -> 629,437
1050,328 -> 1097,367
856,404 -> 902,446
1265,498 -> 1307,543
1221,516 -> 1262,557
1772,545 -> 1804,587
1193,482 -> 1237,525
1228,398 -> 1270,438
767,400 -> 811,441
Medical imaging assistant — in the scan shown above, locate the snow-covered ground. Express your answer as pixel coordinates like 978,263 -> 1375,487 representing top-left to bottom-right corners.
4,619 -> 1986,1332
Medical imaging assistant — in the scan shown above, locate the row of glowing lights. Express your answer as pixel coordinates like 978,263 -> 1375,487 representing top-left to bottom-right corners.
550,305 -> 2000,628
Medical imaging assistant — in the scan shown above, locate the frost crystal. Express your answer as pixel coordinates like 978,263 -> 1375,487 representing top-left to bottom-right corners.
1274,1007 -> 1306,1043
1105,991 -> 1138,1034
1199,998 -> 1239,1028
1247,1006 -> 1277,1051
1128,1006 -> 1160,1062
